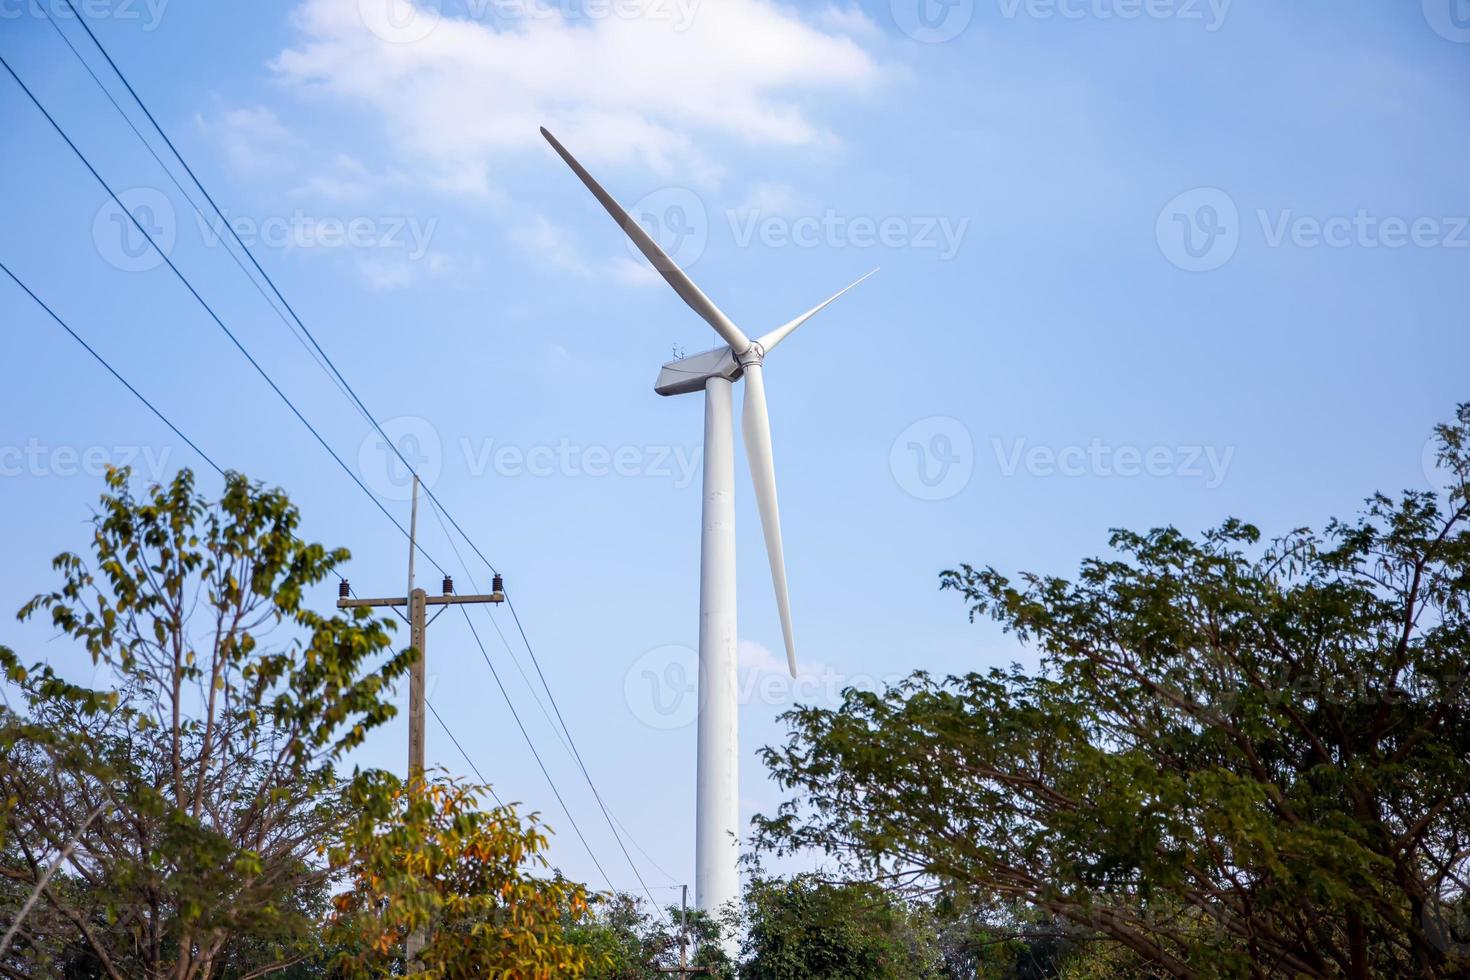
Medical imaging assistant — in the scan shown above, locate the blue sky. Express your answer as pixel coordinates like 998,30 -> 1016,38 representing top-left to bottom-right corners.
2,0 -> 1468,899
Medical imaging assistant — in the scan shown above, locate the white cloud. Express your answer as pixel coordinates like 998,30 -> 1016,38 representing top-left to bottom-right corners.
817,3 -> 879,37
269,0 -> 882,196
290,152 -> 410,203
735,180 -> 801,215
738,638 -> 830,679
195,106 -> 301,179
512,213 -> 592,275
608,255 -> 660,287
512,213 -> 665,285
354,250 -> 458,292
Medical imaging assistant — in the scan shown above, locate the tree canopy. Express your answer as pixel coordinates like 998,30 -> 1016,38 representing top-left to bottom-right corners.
756,406 -> 1470,979
0,469 -> 587,979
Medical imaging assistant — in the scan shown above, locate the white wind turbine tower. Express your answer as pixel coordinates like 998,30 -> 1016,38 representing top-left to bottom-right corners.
542,127 -> 875,918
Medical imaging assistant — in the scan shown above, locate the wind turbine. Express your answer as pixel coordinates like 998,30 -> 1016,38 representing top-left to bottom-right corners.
541,127 -> 875,918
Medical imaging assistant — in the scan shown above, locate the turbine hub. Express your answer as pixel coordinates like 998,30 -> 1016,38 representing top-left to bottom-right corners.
736,342 -> 766,367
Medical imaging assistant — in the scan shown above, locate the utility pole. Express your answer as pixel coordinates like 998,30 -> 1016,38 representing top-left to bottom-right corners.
336,475 -> 506,962
654,885 -> 713,977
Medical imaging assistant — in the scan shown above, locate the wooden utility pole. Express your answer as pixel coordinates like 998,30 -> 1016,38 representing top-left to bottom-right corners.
654,885 -> 713,977
336,475 -> 505,962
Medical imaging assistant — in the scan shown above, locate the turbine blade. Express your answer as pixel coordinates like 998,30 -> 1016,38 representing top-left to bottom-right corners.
740,362 -> 797,678
540,127 -> 751,353
756,269 -> 878,354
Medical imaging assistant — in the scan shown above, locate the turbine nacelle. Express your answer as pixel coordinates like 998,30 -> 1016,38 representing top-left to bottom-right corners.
542,125 -> 875,679
654,345 -> 741,397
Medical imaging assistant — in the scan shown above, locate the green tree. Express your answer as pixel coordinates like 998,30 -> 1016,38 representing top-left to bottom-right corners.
0,468 -> 412,979
757,406 -> 1470,979
738,874 -> 943,980
327,771 -> 592,979
567,891 -> 733,980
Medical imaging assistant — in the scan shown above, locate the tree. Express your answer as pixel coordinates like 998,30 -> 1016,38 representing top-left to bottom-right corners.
558,889 -> 736,979
326,770 -> 592,979
0,467 -> 412,979
738,874 -> 943,979
756,406 -> 1470,979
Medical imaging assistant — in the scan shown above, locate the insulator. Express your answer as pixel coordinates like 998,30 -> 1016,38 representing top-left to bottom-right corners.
339,579 -> 350,599
442,574 -> 454,595
492,573 -> 504,593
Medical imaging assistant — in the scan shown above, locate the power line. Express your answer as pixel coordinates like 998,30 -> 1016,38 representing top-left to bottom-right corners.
25,17 -> 677,905
0,263 -> 619,896
48,0 -> 494,577
454,603 -> 619,896
0,260 -> 223,478
0,50 -> 442,579
502,591 -> 673,918
425,494 -> 576,761
424,698 -> 504,808
426,494 -> 675,914
38,12 -> 363,417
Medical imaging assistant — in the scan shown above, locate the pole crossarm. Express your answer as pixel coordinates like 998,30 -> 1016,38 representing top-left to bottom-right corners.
337,593 -> 504,609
